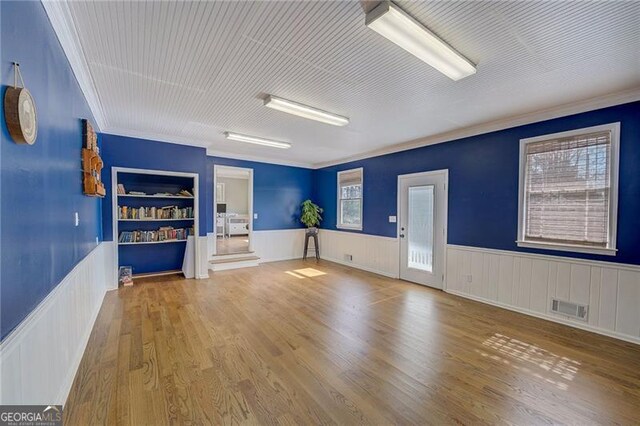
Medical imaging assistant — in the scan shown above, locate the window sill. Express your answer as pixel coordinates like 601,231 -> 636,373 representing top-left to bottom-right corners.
516,240 -> 617,256
337,225 -> 363,231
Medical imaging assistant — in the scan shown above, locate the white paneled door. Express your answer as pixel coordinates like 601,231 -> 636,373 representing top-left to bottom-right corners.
399,170 -> 448,288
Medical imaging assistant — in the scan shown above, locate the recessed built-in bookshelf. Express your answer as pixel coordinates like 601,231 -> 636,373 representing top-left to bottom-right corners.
119,218 -> 194,222
112,167 -> 199,284
119,240 -> 188,245
118,194 -> 194,199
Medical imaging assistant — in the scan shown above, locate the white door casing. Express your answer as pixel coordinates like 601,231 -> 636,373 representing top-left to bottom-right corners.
212,165 -> 254,256
398,170 -> 448,288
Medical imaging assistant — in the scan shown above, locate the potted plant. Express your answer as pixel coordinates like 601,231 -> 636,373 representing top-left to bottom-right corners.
300,199 -> 323,235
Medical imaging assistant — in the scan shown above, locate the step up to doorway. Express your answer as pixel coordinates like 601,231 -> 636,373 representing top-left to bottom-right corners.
209,253 -> 260,271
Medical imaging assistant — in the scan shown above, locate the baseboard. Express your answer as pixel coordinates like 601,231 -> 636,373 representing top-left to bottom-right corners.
321,256 -> 399,279
259,255 -> 304,264
0,242 -> 110,405
446,289 -> 640,346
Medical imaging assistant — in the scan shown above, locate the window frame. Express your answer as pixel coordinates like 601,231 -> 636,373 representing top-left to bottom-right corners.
337,167 -> 364,231
517,122 -> 620,256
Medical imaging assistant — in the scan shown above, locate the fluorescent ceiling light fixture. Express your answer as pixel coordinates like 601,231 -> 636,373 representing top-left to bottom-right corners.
264,95 -> 349,127
365,2 -> 476,81
224,131 -> 291,149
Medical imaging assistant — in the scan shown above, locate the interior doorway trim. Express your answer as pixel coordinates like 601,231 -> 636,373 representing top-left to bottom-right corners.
396,169 -> 449,289
212,164 -> 254,256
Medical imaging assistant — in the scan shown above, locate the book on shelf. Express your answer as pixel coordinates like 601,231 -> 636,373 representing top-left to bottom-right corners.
118,205 -> 193,220
118,188 -> 193,197
118,226 -> 190,243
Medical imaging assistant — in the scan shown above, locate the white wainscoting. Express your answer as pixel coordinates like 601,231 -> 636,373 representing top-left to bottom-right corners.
446,244 -> 640,344
208,229 -> 307,264
253,229 -> 306,263
0,242 -> 112,405
319,230 -> 399,278
197,236 -> 210,278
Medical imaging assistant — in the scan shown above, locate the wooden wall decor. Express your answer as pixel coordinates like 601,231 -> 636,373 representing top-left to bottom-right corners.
4,63 -> 38,145
82,119 -> 105,197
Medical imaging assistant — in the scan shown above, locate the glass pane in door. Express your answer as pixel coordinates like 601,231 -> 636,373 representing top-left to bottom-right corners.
407,185 -> 434,272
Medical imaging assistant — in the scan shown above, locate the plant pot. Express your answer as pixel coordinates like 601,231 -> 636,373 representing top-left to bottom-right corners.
305,227 -> 319,235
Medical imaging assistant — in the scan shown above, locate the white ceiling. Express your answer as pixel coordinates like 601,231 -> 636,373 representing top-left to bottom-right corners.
45,0 -> 640,167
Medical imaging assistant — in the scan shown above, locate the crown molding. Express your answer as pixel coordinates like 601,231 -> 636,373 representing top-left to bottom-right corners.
102,127 -> 314,169
313,87 -> 640,169
206,148 -> 313,169
42,0 -> 107,131
107,88 -> 640,171
104,127 -> 210,151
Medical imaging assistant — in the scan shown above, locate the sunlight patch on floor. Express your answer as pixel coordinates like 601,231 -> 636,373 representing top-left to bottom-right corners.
476,333 -> 581,390
285,268 -> 327,279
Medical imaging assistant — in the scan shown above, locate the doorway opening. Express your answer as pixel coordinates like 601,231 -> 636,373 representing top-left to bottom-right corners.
397,170 -> 448,289
213,165 -> 253,256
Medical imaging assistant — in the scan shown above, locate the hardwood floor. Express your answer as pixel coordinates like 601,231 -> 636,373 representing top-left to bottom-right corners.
216,236 -> 250,255
64,260 -> 640,425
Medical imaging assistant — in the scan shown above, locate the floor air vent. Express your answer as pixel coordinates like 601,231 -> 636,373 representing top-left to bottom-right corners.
551,299 -> 588,321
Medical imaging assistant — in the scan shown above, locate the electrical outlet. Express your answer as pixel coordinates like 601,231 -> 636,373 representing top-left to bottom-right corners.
389,215 -> 397,223
344,254 -> 353,262
465,274 -> 473,283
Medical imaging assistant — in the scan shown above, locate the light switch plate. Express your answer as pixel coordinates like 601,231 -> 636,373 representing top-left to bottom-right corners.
389,215 -> 397,223
254,213 -> 258,219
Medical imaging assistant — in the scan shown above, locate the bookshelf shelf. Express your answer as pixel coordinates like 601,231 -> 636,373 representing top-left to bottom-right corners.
118,194 -> 194,199
119,240 -> 187,246
112,167 -> 200,285
118,218 -> 194,222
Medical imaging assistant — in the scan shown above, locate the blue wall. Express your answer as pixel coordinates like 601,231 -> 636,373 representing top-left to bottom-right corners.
1,1 -> 101,339
206,157 -> 314,233
315,101 -> 640,265
101,134 -> 315,239
101,134 -> 208,239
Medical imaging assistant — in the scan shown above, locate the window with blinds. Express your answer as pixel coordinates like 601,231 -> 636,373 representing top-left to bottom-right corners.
518,123 -> 619,255
337,168 -> 363,230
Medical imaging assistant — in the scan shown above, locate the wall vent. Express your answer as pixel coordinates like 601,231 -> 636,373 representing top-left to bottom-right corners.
551,299 -> 588,321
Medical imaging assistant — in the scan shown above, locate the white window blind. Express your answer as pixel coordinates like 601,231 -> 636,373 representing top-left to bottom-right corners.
337,168 -> 363,229
523,130 -> 612,248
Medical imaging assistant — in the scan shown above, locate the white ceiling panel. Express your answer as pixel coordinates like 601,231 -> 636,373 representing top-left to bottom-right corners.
45,0 -> 640,166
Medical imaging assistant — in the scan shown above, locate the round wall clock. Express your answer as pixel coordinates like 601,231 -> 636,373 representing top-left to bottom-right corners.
4,86 -> 38,145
